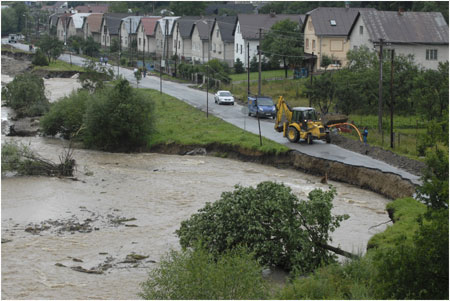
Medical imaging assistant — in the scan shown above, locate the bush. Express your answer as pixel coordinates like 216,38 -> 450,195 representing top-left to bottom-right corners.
40,89 -> 89,139
234,58 -> 244,74
176,182 -> 348,273
1,73 -> 49,117
83,79 -> 154,151
139,246 -> 269,300
32,49 -> 49,66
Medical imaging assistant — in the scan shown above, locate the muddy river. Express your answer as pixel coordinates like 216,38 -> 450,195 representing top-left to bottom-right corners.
1,135 -> 391,299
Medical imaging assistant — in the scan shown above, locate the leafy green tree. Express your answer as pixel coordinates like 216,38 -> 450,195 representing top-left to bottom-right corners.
139,246 -> 268,300
234,58 -> 244,74
109,1 -> 129,13
41,89 -> 89,139
36,34 -> 64,62
81,36 -> 100,57
11,2 -> 27,33
261,19 -> 303,78
78,59 -> 114,92
110,37 -> 120,53
83,79 -> 154,151
320,55 -> 333,70
32,49 -> 49,66
68,36 -> 83,54
306,71 -> 336,114
1,73 -> 49,117
204,58 -> 231,83
176,182 -> 349,273
169,1 -> 207,16
1,7 -> 18,35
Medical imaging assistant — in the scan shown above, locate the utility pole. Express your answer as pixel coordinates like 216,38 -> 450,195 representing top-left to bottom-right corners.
309,51 -> 314,107
247,42 -> 250,96
390,49 -> 395,149
118,24 -> 121,77
129,18 -> 132,67
258,28 -> 262,96
165,19 -> 169,74
206,19 -> 211,118
174,22 -> 179,77
377,38 -> 384,134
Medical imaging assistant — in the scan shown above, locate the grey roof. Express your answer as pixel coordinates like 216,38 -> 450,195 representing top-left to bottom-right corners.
304,7 -> 373,36
176,16 -> 202,39
206,3 -> 255,15
356,10 -> 449,44
49,13 -> 64,27
237,14 -> 304,40
121,16 -> 144,34
194,18 -> 215,40
104,13 -> 133,35
158,16 -> 180,36
216,16 -> 237,43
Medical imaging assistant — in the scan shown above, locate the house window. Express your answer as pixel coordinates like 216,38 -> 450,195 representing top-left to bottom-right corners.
139,38 -> 141,46
213,43 -> 216,52
305,38 -> 309,49
330,20 -> 336,26
178,40 -> 181,49
240,44 -> 242,54
308,20 -> 312,30
312,40 -> 316,50
237,24 -> 240,34
236,44 -> 238,53
353,45 -> 358,50
216,29 -> 219,38
426,49 -> 438,60
359,25 -> 363,35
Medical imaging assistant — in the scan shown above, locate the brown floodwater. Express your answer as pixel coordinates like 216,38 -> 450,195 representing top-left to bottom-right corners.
1,136 -> 391,299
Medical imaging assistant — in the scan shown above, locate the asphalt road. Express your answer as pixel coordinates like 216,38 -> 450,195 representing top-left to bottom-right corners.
2,40 -> 421,185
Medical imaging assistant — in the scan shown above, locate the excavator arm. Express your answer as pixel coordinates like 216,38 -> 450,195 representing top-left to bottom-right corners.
274,96 -> 293,132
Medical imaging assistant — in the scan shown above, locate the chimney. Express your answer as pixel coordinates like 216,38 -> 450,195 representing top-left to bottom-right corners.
270,10 -> 276,17
398,6 -> 404,15
345,2 -> 350,9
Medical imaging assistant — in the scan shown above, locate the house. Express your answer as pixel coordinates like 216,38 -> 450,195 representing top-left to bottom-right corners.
49,13 -> 64,35
235,13 -> 304,67
349,9 -> 449,70
191,18 -> 215,63
136,17 -> 162,54
67,13 -> 91,39
210,16 -> 237,66
74,5 -> 109,14
55,13 -> 72,42
82,13 -> 103,42
302,6 -> 374,70
100,13 -> 132,48
154,17 -> 179,57
42,1 -> 68,13
119,16 -> 144,50
171,16 -> 201,61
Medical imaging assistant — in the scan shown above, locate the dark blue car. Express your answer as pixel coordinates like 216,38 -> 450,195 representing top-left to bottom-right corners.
248,96 -> 276,119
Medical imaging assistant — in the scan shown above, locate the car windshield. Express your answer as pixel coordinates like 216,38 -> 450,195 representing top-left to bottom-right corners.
257,98 -> 273,106
219,92 -> 232,96
303,109 -> 317,120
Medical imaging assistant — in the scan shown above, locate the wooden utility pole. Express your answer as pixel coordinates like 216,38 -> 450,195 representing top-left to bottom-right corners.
258,28 -> 262,96
390,49 -> 395,148
377,38 -> 384,134
309,51 -> 314,107
174,23 -> 179,77
247,42 -> 250,96
165,19 -> 169,73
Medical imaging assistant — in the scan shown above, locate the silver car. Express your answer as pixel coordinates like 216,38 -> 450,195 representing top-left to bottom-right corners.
214,90 -> 235,105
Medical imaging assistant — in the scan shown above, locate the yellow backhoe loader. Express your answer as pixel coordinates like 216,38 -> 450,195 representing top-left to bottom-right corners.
274,96 -> 330,144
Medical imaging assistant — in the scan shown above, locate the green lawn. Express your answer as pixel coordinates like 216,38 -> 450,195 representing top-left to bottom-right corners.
143,89 -> 289,155
33,60 -> 84,72
230,69 -> 293,82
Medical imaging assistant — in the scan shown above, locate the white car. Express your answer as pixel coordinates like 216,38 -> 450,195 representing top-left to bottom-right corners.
214,90 -> 235,105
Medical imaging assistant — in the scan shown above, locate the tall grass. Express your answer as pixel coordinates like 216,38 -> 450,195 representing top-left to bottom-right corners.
33,60 -> 84,72
230,69 -> 294,82
143,89 -> 289,154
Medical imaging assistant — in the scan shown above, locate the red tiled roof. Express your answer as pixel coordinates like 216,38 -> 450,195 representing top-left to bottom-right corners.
84,13 -> 103,33
140,17 -> 162,36
75,5 -> 109,14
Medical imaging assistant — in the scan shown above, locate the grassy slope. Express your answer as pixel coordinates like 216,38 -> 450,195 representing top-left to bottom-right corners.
367,197 -> 426,249
229,69 -> 294,82
33,60 -> 84,72
143,89 -> 289,155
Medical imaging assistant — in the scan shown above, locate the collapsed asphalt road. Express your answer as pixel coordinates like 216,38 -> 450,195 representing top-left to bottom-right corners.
2,39 -> 421,186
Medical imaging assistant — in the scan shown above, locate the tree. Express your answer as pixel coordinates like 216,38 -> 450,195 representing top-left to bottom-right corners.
261,19 -> 303,78
32,49 -> 49,66
83,79 -> 154,151
169,1 -> 207,16
1,73 -> 49,117
176,182 -> 349,273
79,59 -> 114,92
82,36 -> 100,57
234,58 -> 244,74
306,72 -> 337,114
110,37 -> 120,53
320,55 -> 333,70
1,7 -> 18,35
68,36 -> 83,54
36,34 -> 64,63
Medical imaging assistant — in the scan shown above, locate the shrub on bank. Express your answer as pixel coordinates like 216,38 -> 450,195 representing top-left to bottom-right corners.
40,89 -> 90,139
83,79 -> 154,151
139,246 -> 269,300
1,73 -> 49,117
176,182 -> 349,273
32,49 -> 49,66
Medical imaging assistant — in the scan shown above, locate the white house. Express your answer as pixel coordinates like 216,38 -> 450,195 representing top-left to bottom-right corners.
119,16 -> 143,50
171,17 -> 200,61
190,18 -> 214,63
136,17 -> 161,54
234,13 -> 304,67
155,16 -> 179,57
349,10 -> 449,70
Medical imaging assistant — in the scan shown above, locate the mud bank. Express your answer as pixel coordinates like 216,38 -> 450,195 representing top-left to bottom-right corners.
150,143 -> 416,200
